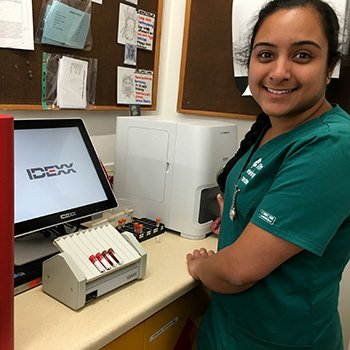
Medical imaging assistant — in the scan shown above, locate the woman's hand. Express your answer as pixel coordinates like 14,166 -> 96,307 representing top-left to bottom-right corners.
211,193 -> 224,235
186,248 -> 216,280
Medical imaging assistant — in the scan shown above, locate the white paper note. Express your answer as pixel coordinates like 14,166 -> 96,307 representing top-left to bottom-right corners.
117,3 -> 137,45
57,56 -> 88,109
0,0 -> 34,50
117,66 -> 153,105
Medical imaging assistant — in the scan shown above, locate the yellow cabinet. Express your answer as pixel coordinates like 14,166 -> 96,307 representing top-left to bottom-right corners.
101,323 -> 145,350
102,286 -> 210,350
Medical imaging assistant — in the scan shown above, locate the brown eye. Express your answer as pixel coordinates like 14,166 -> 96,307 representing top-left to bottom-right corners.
294,52 -> 312,61
257,51 -> 273,61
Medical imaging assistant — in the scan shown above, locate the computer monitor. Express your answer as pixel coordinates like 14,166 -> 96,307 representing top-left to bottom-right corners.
14,118 -> 118,239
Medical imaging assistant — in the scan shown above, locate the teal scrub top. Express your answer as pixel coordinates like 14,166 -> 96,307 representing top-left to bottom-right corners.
198,105 -> 350,350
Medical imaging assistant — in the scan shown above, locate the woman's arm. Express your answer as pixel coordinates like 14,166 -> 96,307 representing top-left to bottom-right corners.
186,222 -> 303,294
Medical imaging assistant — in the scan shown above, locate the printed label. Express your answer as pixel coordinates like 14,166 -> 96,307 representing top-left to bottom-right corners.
258,209 -> 276,225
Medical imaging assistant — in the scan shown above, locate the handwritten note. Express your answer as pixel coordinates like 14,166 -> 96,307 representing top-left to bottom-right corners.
134,70 -> 153,104
137,10 -> 155,51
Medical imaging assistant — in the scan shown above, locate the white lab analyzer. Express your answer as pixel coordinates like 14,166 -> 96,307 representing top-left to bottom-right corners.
114,117 -> 237,239
42,224 -> 147,310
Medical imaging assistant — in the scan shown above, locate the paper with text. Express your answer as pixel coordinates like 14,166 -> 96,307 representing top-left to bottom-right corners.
41,1 -> 90,49
117,66 -> 153,105
0,0 -> 34,50
137,9 -> 155,51
57,56 -> 88,109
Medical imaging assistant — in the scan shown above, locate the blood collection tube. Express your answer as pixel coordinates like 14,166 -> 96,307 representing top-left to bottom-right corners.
96,252 -> 112,270
117,219 -> 123,230
108,248 -> 122,265
155,217 -> 161,228
102,250 -> 117,267
121,217 -> 127,228
133,221 -> 139,234
89,255 -> 105,273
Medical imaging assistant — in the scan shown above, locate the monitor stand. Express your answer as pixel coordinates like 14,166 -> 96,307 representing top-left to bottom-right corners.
14,231 -> 59,266
14,232 -> 60,295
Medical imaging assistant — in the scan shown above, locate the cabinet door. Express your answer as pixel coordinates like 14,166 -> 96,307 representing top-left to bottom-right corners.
101,322 -> 145,350
144,286 -> 210,350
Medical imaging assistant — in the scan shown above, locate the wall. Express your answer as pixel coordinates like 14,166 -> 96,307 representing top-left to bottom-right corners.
3,0 -> 349,346
0,0 -> 252,164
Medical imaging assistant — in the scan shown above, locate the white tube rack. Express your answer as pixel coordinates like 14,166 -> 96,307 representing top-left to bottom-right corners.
42,224 -> 147,310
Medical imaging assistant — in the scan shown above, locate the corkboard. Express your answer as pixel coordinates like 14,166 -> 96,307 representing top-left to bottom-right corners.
178,0 -> 350,119
0,0 -> 163,111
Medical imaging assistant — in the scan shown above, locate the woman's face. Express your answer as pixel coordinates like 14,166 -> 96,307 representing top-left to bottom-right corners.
248,7 -> 332,120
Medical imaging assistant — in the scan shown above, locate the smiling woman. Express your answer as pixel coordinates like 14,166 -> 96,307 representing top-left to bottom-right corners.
248,7 -> 333,135
186,1 -> 350,349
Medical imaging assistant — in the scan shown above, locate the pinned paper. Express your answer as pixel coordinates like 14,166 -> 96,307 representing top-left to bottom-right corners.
41,1 -> 90,49
57,56 -> 88,109
137,10 -> 155,51
0,0 -> 34,50
117,66 -> 153,105
117,3 -> 137,45
124,43 -> 137,65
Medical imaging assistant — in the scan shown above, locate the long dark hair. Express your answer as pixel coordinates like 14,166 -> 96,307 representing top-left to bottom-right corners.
217,113 -> 271,192
217,0 -> 341,192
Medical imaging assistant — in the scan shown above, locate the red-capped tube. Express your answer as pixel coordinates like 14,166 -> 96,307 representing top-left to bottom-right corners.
95,252 -> 111,270
89,255 -> 105,273
108,248 -> 122,265
102,250 -> 117,267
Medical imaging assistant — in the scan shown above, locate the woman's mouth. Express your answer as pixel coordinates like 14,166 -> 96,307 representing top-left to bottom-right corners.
265,87 -> 297,95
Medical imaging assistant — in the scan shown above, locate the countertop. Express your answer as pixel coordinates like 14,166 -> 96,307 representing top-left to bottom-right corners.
14,232 -> 217,350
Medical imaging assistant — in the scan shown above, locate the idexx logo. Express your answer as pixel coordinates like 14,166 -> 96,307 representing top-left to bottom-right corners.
26,163 -> 77,180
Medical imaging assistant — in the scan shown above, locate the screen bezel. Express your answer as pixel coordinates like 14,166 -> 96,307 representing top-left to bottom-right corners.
14,118 -> 118,238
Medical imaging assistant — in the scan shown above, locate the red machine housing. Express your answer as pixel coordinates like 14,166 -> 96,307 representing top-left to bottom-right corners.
0,114 -> 14,350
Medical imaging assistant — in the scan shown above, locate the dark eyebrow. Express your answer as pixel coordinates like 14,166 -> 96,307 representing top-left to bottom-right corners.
291,40 -> 322,50
252,42 -> 276,50
253,40 -> 322,50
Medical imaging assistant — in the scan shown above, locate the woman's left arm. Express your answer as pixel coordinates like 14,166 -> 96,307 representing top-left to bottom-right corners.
186,222 -> 303,294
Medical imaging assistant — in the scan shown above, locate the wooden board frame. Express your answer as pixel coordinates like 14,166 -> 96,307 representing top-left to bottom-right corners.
177,0 -> 350,120
0,0 -> 163,111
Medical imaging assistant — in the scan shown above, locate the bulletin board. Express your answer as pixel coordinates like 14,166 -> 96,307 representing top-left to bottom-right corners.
0,0 -> 162,111
178,0 -> 350,119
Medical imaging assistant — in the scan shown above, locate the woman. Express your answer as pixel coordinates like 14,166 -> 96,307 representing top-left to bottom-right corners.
186,0 -> 350,349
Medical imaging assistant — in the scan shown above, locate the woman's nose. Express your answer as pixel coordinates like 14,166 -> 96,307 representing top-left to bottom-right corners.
269,57 -> 292,82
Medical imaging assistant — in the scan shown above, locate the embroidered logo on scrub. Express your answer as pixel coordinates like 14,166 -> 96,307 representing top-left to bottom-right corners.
258,209 -> 276,225
241,157 -> 264,185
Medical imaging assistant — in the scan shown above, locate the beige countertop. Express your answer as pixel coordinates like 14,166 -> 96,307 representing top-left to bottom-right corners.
14,232 -> 217,350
